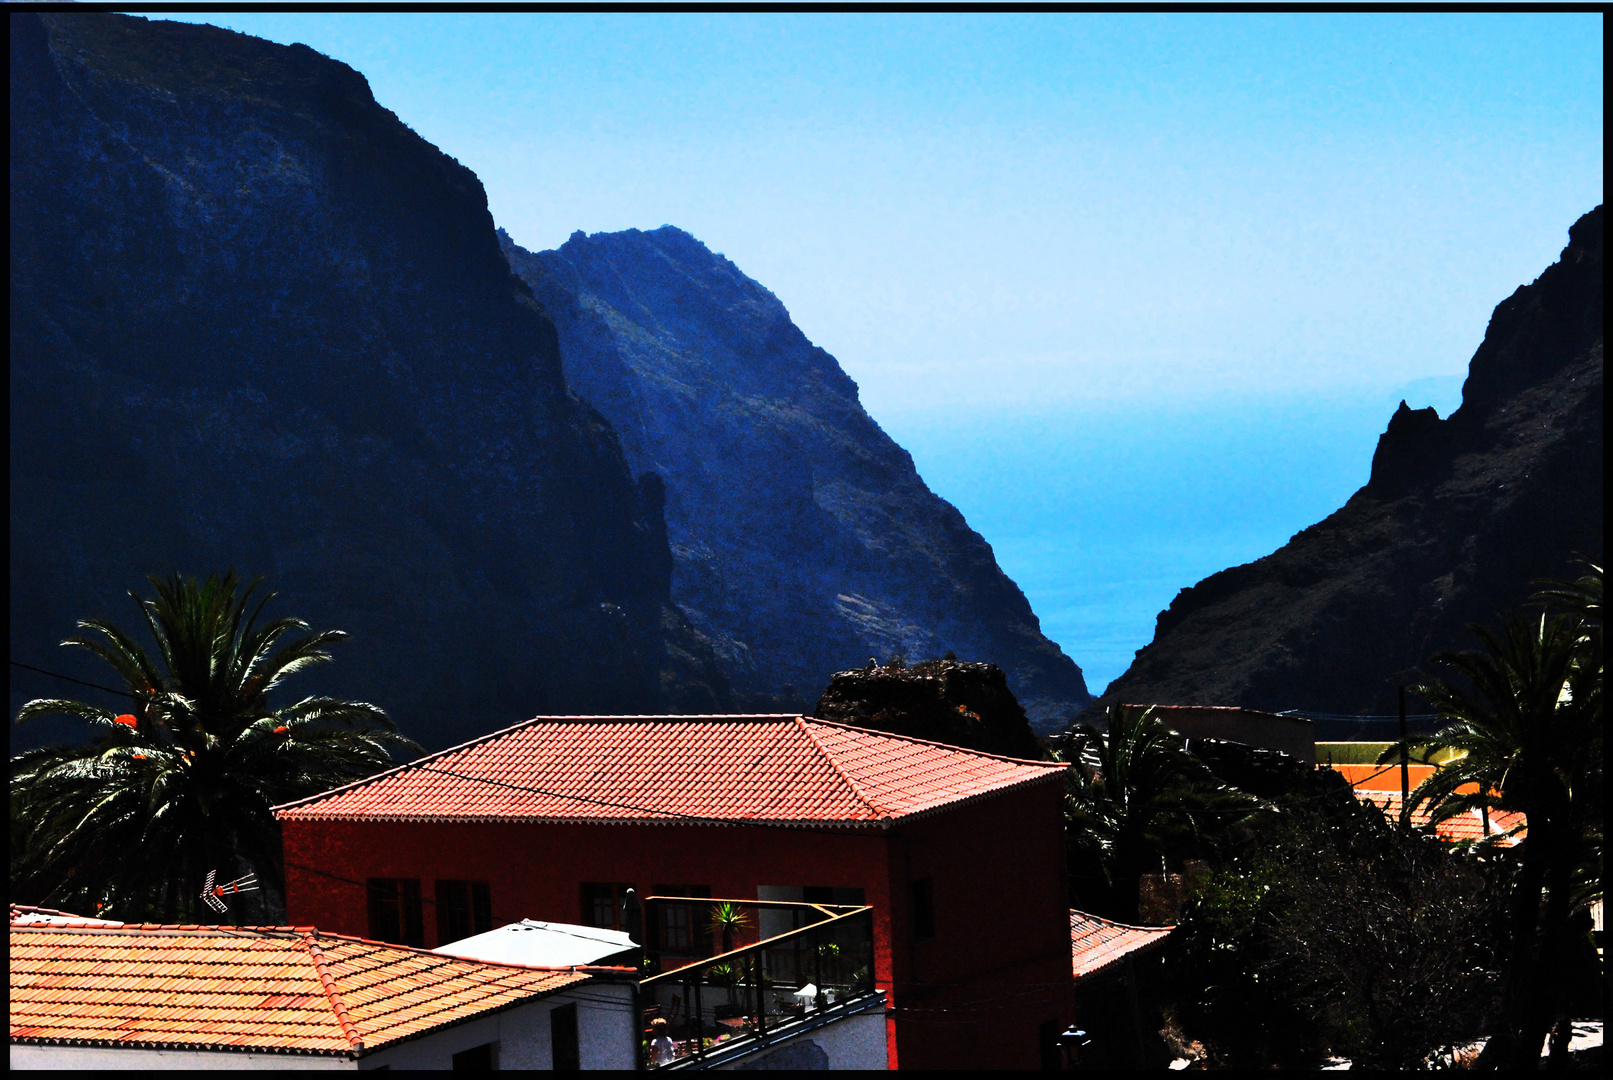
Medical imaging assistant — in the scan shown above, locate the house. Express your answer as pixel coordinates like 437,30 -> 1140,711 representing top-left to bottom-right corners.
8,908 -> 635,1070
1324,764 -> 1526,845
1352,788 -> 1526,845
1064,909 -> 1175,1069
275,714 -> 1075,1070
1127,704 -> 1315,764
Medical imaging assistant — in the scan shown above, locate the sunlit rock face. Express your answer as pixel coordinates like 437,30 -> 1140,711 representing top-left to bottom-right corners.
503,227 -> 1092,730
10,13 -> 725,750
1097,206 -> 1604,722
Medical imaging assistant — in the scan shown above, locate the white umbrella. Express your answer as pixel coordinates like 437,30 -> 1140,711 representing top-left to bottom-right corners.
792,983 -> 818,1005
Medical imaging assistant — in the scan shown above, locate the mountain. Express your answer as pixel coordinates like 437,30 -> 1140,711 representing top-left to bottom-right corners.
501,227 -> 1093,729
1096,206 -> 1603,719
10,12 -> 724,751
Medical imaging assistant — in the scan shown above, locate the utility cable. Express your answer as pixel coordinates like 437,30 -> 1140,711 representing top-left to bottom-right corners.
10,659 -> 141,700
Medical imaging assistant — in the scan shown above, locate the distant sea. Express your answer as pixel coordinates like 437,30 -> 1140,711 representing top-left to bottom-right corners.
881,376 -> 1465,696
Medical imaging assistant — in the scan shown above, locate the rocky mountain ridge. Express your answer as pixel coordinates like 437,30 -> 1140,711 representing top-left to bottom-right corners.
501,226 -> 1093,729
1097,206 -> 1604,719
10,12 -> 724,750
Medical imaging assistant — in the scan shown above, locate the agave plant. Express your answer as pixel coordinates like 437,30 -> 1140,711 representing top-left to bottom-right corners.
11,572 -> 419,923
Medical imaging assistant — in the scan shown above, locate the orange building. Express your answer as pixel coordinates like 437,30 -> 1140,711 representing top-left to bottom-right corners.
1323,763 -> 1525,844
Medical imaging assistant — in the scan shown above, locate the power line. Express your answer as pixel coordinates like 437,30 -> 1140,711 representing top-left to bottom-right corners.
10,660 -> 140,700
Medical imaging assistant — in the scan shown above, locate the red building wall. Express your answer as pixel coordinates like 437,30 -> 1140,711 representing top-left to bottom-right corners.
281,778 -> 1072,1069
881,781 -> 1075,1069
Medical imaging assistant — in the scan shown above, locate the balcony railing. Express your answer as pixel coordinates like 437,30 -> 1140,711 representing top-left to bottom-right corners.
637,898 -> 877,1069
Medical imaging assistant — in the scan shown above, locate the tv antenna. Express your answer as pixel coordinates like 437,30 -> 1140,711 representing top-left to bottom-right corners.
200,869 -> 261,914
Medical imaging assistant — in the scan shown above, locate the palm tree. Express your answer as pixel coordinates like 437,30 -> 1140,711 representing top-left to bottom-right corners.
1396,576 -> 1602,1070
1060,704 -> 1255,922
11,572 -> 420,923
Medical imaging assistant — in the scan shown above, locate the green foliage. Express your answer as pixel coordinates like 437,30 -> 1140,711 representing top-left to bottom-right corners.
1057,704 -> 1256,920
707,901 -> 752,953
1388,559 -> 1603,1068
11,572 -> 420,922
1171,779 -> 1507,1069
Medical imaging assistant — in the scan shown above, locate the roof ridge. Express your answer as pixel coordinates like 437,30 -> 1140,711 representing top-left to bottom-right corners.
271,714 -> 807,815
794,716 -> 888,820
802,715 -> 1067,769
1070,908 -> 1176,933
304,933 -> 365,1053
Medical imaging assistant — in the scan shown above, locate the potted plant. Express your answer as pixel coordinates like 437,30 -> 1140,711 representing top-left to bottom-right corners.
707,901 -> 751,953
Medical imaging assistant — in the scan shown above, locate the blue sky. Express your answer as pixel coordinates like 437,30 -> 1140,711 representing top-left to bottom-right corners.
159,12 -> 1603,692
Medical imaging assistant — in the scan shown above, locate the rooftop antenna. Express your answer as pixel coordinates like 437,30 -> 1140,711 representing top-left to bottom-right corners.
200,869 -> 261,914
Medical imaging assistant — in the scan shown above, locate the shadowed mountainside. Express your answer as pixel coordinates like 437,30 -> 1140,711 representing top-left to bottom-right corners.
10,13 -> 725,751
502,227 -> 1092,730
1096,206 -> 1603,720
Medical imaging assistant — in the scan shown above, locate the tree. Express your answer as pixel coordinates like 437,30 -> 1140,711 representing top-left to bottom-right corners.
1059,705 -> 1254,921
1170,772 -> 1507,1070
1395,561 -> 1603,1070
11,572 -> 420,922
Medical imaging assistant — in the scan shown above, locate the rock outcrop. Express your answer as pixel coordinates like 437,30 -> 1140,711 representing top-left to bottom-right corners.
501,227 -> 1092,729
9,13 -> 724,750
1096,206 -> 1604,718
814,659 -> 1041,759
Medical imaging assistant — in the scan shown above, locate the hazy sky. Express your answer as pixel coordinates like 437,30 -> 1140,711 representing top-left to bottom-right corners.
155,11 -> 1603,691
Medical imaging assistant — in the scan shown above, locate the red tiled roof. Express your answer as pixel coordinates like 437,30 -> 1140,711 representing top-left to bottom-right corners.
1355,790 -> 1525,846
9,922 -> 588,1056
274,715 -> 1066,828
1070,909 -> 1172,982
9,904 -> 121,926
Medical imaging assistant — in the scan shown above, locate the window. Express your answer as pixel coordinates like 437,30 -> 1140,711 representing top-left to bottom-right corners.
911,877 -> 935,942
452,1042 -> 497,1071
580,882 -> 635,931
652,884 -> 711,953
367,878 -> 424,947
803,886 -> 865,906
436,880 -> 493,945
550,1002 -> 580,1071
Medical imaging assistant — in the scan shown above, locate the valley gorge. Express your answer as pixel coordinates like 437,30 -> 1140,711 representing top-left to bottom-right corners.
1097,206 -> 1604,721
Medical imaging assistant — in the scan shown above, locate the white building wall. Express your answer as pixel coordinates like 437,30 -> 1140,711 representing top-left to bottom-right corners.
10,1045 -> 354,1070
12,983 -> 639,1072
715,1008 -> 889,1071
361,983 -> 637,1070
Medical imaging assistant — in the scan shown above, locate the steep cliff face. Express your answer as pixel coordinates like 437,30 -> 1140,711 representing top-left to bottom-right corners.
1098,207 -> 1604,718
9,13 -> 721,750
502,227 -> 1092,729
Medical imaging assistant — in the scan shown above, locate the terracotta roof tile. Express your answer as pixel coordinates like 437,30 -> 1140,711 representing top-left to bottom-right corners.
1070,910 -> 1172,982
1355,789 -> 1525,846
9,922 -> 588,1055
274,715 -> 1065,827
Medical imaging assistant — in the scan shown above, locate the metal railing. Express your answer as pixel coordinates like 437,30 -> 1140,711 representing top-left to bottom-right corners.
637,898 -> 876,1068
